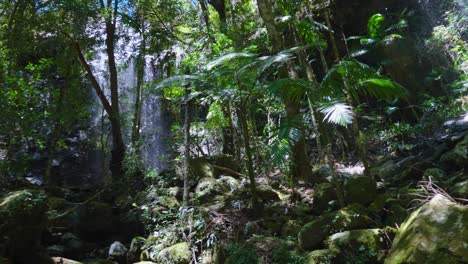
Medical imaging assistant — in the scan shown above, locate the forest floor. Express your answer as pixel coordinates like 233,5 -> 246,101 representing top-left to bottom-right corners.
1,113 -> 467,264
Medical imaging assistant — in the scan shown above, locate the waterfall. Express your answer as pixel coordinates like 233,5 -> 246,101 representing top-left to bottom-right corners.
88,20 -> 176,175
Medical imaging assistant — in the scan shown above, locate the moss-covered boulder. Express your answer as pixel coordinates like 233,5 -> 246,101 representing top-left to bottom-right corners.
156,242 -> 191,264
281,220 -> 303,238
439,134 -> 468,170
451,179 -> 468,199
0,190 -> 51,263
189,158 -> 215,184
305,249 -> 335,264
327,229 -> 388,263
344,176 -> 377,205
299,204 -> 374,250
256,185 -> 280,202
195,177 -> 228,203
312,182 -> 338,213
385,194 -> 468,264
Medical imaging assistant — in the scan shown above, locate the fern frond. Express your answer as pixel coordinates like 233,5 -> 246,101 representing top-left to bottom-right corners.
319,101 -> 354,126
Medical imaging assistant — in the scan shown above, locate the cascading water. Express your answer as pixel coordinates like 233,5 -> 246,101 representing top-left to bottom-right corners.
87,20 -> 185,175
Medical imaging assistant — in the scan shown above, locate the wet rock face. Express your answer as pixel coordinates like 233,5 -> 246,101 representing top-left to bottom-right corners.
385,194 -> 468,264
0,190 -> 51,263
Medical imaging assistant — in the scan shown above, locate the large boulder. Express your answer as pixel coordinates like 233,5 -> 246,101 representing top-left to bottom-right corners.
385,194 -> 468,264
327,229 -> 390,263
189,158 -> 215,186
0,190 -> 51,263
451,179 -> 468,199
305,249 -> 335,264
195,177 -> 229,203
108,241 -> 128,263
312,182 -> 338,213
298,204 -> 374,250
344,176 -> 377,205
156,242 -> 191,264
256,185 -> 280,202
439,134 -> 468,171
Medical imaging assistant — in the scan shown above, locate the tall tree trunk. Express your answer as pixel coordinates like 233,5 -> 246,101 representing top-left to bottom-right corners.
132,15 -> 146,144
237,105 -> 259,212
256,0 -> 312,181
222,103 -> 235,156
182,86 -> 191,206
74,0 -> 125,180
106,0 -> 125,179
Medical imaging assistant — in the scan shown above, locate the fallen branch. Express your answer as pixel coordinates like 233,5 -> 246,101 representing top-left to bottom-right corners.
211,164 -> 247,179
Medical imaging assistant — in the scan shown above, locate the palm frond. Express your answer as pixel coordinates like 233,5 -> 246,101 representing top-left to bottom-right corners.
205,52 -> 255,71
266,78 -> 313,102
359,78 -> 407,99
150,75 -> 199,90
269,137 -> 291,168
319,101 -> 354,126
255,53 -> 293,77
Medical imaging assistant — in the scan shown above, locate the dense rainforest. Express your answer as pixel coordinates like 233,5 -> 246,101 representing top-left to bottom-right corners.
0,0 -> 467,263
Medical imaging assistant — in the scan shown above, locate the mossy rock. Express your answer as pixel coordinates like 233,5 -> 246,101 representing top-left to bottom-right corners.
299,203 -> 374,250
281,220 -> 303,238
344,176 -> 377,205
383,203 -> 408,227
451,179 -> 468,199
157,242 -> 191,264
195,177 -> 229,204
439,134 -> 468,171
327,229 -> 388,263
385,194 -> 468,264
256,185 -> 280,202
305,249 -> 335,264
312,182 -> 338,213
208,155 -> 241,179
189,158 -> 215,183
217,176 -> 240,192
0,190 -> 50,263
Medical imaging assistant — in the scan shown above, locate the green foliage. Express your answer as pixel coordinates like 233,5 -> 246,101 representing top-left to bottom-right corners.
321,60 -> 406,103
271,245 -> 305,264
206,100 -> 227,129
368,14 -> 386,39
225,243 -> 259,264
